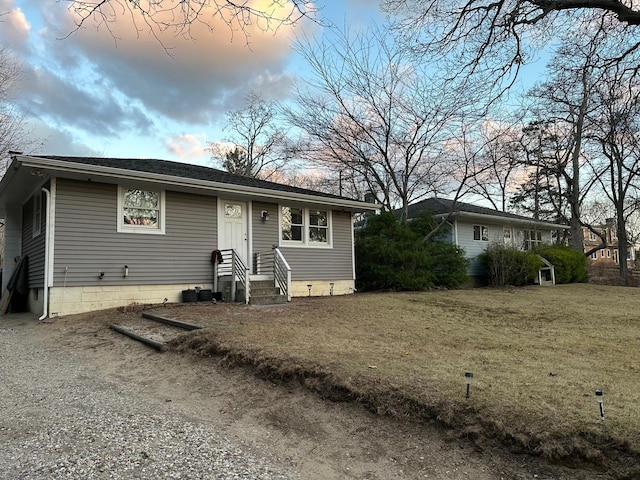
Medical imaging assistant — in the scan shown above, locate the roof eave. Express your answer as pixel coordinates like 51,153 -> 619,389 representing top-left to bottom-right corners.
18,155 -> 379,212
435,211 -> 570,229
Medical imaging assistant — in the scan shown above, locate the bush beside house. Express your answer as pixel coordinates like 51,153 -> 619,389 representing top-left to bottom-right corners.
355,212 -> 468,291
534,244 -> 588,284
481,244 -> 588,287
480,244 -> 543,287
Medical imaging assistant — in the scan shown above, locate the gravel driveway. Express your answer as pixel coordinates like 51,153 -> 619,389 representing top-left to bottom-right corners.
1,312 -> 595,480
0,314 -> 296,480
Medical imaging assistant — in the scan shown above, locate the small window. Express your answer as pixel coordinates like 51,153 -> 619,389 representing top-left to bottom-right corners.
589,231 -> 596,241
281,206 -> 331,247
600,250 -> 605,258
117,186 -> 165,234
309,209 -> 329,243
224,203 -> 243,218
281,206 -> 304,242
606,250 -> 611,258
473,225 -> 489,242
591,252 -> 598,260
32,192 -> 42,238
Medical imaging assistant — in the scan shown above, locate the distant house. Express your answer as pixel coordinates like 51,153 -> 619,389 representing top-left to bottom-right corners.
583,219 -> 636,266
0,155 -> 377,317
407,198 -> 569,280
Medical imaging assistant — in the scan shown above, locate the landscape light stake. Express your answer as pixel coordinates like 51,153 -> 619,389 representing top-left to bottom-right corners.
465,372 -> 473,399
596,389 -> 605,420
307,284 -> 312,297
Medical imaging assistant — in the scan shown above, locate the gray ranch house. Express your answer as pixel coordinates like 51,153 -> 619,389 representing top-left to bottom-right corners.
407,197 -> 569,281
0,155 -> 377,317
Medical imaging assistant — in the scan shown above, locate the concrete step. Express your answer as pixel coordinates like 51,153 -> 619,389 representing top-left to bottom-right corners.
250,286 -> 281,297
250,280 -> 276,289
250,294 -> 288,306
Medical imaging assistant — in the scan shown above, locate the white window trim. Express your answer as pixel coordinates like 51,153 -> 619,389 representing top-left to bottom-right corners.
117,186 -> 166,235
32,192 -> 42,238
523,229 -> 543,251
279,205 -> 333,248
473,225 -> 489,242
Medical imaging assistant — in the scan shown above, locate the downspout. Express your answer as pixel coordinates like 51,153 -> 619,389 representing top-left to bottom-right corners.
39,187 -> 51,321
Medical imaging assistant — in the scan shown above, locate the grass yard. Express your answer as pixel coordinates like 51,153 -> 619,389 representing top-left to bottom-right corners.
166,284 -> 640,473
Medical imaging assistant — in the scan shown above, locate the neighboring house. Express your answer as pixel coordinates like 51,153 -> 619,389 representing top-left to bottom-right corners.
0,155 -> 377,317
583,219 -> 636,266
407,198 -> 569,280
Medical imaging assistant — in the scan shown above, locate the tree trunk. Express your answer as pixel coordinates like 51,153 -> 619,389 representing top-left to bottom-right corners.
617,217 -> 629,285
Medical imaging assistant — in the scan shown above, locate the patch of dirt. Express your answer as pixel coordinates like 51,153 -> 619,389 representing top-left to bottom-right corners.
22,304 -> 620,479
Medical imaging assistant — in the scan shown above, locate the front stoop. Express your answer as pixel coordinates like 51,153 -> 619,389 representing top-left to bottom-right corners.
249,280 -> 287,305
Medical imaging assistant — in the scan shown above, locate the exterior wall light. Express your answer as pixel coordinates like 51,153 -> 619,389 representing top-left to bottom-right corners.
261,210 -> 270,222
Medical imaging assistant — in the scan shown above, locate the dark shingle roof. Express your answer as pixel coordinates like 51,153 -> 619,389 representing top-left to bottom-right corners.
34,155 -> 353,202
407,197 -> 551,223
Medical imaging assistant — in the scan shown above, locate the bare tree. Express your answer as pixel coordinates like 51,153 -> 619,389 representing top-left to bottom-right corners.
509,121 -> 572,225
208,92 -> 294,180
466,121 -> 523,212
64,0 -> 318,42
586,65 -> 640,284
1,44 -> 40,267
512,18 -> 621,252
0,45 -> 32,176
285,25 -> 470,223
384,1 -> 640,101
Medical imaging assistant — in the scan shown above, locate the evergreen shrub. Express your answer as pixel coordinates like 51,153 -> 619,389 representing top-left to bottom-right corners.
534,244 -> 588,283
355,211 -> 468,291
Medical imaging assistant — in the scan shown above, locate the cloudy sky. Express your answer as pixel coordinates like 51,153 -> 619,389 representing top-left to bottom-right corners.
1,0 -> 381,166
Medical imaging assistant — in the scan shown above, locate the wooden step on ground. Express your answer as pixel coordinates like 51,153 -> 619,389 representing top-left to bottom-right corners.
110,313 -> 203,351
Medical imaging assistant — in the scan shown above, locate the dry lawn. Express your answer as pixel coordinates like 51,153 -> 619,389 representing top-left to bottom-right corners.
163,284 -> 640,472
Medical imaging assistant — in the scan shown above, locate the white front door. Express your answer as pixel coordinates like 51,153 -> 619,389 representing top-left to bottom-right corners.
218,200 -> 248,263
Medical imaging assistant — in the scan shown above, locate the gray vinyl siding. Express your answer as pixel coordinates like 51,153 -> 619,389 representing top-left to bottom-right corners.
251,201 -> 279,257
280,210 -> 354,281
53,178 -> 217,287
21,194 -> 46,288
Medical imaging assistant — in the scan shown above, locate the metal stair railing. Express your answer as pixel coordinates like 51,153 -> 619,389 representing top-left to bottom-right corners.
254,247 -> 291,302
217,249 -> 250,304
273,248 -> 292,302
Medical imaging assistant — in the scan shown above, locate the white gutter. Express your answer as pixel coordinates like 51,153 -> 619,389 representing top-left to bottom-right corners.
18,156 -> 379,212
38,187 -> 51,321
435,211 -> 569,231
